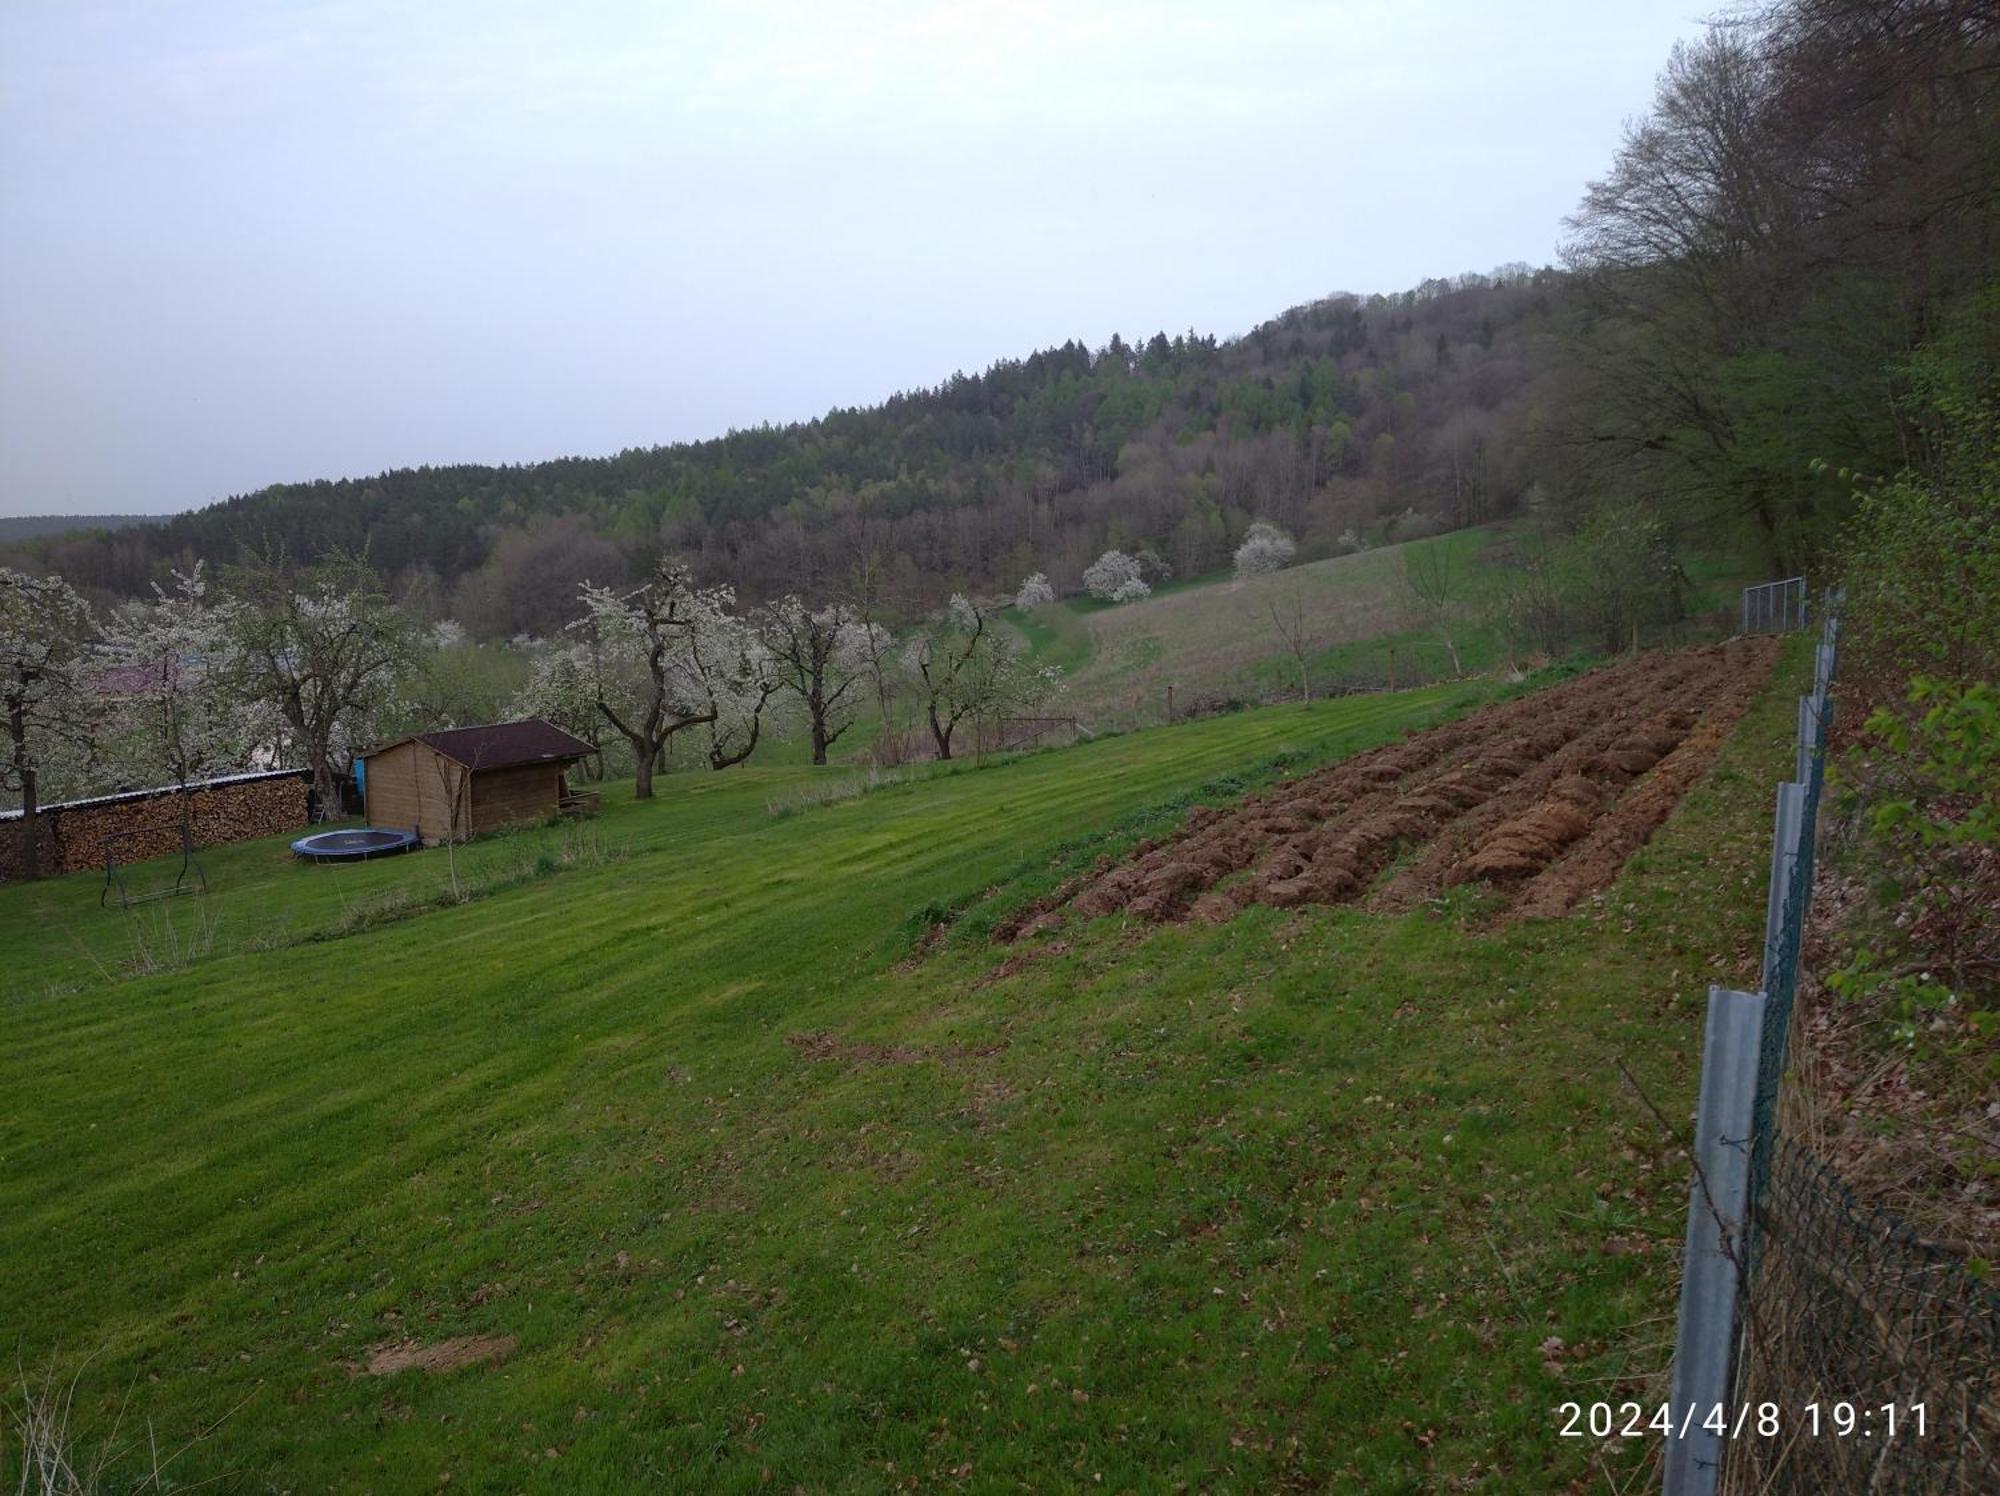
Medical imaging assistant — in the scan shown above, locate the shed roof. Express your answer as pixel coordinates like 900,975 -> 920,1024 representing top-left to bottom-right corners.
366,718 -> 593,772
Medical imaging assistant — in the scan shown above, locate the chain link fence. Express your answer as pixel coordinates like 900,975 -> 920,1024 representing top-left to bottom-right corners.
1733,1137 -> 2000,1493
1664,590 -> 2000,1494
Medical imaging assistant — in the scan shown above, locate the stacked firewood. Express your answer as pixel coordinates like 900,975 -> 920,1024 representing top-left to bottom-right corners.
0,772 -> 310,883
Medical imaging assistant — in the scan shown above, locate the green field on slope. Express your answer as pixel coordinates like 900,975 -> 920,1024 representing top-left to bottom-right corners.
0,654 -> 1801,1491
1014,527 -> 1755,731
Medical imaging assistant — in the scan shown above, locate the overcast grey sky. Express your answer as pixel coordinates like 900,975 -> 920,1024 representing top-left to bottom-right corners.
0,1 -> 1706,518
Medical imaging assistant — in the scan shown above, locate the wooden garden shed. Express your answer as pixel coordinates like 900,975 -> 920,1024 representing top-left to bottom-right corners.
359,719 -> 596,845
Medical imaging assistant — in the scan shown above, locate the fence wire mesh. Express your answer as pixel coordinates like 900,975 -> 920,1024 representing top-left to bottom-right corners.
1730,1138 -> 2000,1494
1667,590 -> 2000,1493
1741,576 -> 1809,635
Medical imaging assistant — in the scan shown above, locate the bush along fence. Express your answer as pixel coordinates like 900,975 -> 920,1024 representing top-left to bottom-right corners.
1663,602 -> 2000,1495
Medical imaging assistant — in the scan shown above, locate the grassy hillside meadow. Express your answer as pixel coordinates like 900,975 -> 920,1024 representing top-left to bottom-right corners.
0,645 -> 1806,1490
1009,528 -> 1750,731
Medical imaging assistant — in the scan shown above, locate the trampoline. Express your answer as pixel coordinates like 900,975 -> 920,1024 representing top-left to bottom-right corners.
291,828 -> 420,863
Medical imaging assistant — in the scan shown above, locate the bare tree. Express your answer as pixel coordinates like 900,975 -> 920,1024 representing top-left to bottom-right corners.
431,748 -> 468,900
1264,594 -> 1317,705
908,596 -> 1061,760
1403,542 -> 1463,677
848,549 -> 906,758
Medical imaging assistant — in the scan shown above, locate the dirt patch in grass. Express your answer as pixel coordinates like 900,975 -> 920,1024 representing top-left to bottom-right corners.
359,1334 -> 517,1376
975,940 -> 1071,988
1015,638 -> 1779,931
785,1031 -> 1004,1066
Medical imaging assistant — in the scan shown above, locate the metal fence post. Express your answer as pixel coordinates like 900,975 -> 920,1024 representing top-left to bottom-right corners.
1664,985 -> 1768,1496
1761,783 -> 1805,996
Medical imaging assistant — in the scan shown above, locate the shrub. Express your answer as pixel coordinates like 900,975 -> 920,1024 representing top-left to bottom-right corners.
1082,551 -> 1146,602
1830,678 -> 1999,1052
1014,573 -> 1056,610
1233,521 -> 1296,578
1833,362 -> 1998,696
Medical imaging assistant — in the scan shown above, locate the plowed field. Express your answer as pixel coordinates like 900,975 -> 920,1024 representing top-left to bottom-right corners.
1008,637 -> 1780,932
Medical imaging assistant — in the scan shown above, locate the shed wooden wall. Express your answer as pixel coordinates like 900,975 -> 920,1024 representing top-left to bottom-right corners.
364,742 -> 468,845
469,763 -> 562,835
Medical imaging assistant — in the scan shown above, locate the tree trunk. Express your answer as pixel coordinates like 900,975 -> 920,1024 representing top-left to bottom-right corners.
710,713 -> 764,771
633,742 -> 656,800
10,701 -> 37,880
810,716 -> 829,766
929,705 -> 954,761
310,747 -> 340,822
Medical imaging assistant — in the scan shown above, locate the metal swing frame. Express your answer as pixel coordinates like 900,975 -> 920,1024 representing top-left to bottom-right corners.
100,803 -> 208,910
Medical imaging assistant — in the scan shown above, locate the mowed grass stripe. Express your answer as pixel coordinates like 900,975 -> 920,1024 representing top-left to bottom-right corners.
0,663 -> 1800,1490
2,689 -> 1467,1229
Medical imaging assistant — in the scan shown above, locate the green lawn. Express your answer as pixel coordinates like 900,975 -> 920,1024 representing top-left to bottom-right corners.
0,654 -> 1803,1491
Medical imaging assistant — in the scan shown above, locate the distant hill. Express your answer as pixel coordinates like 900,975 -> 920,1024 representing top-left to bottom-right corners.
0,268 -> 1568,635
0,514 -> 165,544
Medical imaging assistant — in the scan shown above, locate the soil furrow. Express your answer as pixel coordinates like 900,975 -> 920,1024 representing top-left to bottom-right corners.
1007,637 -> 1779,935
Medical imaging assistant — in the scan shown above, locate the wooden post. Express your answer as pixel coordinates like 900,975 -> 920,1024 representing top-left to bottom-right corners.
1166,684 -> 1175,723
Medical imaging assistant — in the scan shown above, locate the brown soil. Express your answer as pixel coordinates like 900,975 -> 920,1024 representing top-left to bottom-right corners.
1012,638 -> 1778,933
360,1334 -> 517,1376
785,1031 -> 1003,1066
975,940 -> 1070,988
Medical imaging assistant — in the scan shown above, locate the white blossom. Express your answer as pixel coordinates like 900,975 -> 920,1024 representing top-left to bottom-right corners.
95,563 -> 265,788
569,562 -> 768,792
1234,520 -> 1297,578
1015,572 -> 1056,610
1082,550 -> 1147,602
0,568 -> 98,820
947,592 -> 982,631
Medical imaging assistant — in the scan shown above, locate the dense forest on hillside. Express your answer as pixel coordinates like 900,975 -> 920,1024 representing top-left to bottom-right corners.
0,514 -> 158,544
4,270 -> 1568,635
1550,0 -> 1996,586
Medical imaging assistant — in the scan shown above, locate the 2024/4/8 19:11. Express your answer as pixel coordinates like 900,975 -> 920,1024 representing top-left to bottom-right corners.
1556,1401 -> 1928,1440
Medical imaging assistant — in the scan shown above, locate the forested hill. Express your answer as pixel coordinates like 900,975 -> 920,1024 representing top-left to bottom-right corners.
0,514 -> 160,543
2,268 -> 1568,637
